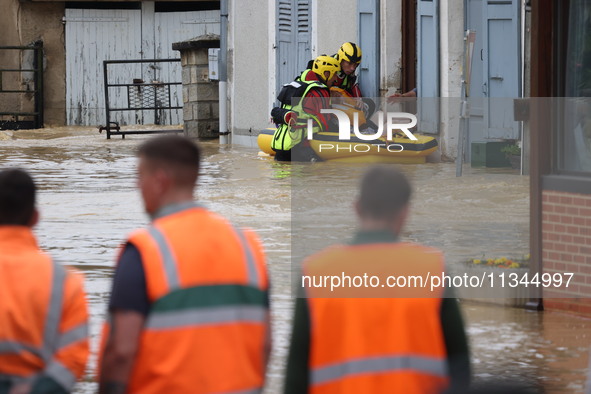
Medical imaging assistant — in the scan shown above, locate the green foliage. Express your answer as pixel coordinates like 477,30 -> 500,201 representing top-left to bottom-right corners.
501,144 -> 521,156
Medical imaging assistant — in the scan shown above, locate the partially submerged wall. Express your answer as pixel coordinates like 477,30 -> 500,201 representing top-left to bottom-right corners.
0,0 -> 66,127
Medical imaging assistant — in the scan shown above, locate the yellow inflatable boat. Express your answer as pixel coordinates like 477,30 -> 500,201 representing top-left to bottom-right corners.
257,128 -> 438,164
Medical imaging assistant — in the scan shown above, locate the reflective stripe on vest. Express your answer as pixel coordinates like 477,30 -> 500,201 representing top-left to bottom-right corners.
146,305 -> 267,330
0,342 -> 41,358
147,226 -> 181,291
311,354 -> 448,386
232,224 -> 260,287
40,261 -> 66,361
147,217 -> 261,291
0,261 -> 86,385
45,359 -> 76,390
145,217 -> 265,331
272,79 -> 327,151
223,388 -> 262,394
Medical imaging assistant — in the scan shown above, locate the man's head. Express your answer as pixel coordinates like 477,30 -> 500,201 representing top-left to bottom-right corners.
0,168 -> 38,227
355,166 -> 412,234
137,135 -> 201,215
336,42 -> 362,76
312,55 -> 341,88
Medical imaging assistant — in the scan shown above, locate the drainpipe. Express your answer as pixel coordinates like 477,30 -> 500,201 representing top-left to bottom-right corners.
219,0 -> 229,144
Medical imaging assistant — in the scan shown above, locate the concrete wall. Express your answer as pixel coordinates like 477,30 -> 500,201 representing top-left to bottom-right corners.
438,0 -> 465,160
0,0 -> 66,126
381,0 -> 403,96
313,0 -> 357,57
315,0 -> 402,96
227,0 -> 270,141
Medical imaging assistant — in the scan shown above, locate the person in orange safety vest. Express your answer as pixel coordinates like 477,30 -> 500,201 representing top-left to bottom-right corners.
284,166 -> 470,394
99,135 -> 270,394
0,168 -> 89,394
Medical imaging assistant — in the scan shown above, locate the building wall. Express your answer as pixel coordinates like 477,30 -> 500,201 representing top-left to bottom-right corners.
381,0 -> 402,96
0,1 -> 67,126
0,0 -> 22,115
313,0 -> 357,57
438,0 -> 464,161
227,0 -> 270,140
229,0 -> 364,141
542,189 -> 591,315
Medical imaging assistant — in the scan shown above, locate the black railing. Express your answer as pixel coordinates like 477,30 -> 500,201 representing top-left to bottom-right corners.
0,43 -> 44,130
101,58 -> 183,139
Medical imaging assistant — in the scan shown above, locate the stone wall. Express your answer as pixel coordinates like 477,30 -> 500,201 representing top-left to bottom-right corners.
0,0 -> 66,127
173,36 -> 220,139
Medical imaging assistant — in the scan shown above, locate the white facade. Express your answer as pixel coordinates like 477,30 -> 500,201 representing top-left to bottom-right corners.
227,0 -> 270,145
381,0 -> 404,97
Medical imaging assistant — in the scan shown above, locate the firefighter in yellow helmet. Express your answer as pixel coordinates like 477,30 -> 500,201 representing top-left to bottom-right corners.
270,55 -> 341,161
334,42 -> 363,97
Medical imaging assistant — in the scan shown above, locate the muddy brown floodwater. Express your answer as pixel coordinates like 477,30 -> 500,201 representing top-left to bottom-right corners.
1,126 -> 590,393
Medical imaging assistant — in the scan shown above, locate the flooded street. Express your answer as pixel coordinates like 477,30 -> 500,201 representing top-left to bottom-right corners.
1,127 -> 591,393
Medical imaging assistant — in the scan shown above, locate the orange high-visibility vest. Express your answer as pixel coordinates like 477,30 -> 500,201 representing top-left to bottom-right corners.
0,226 -> 89,390
112,203 -> 269,394
304,242 -> 450,394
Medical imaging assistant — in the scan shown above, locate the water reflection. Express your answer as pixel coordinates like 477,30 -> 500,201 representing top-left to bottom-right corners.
465,303 -> 591,393
0,127 -> 589,394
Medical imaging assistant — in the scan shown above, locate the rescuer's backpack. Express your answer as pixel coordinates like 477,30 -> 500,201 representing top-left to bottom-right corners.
276,81 -> 309,107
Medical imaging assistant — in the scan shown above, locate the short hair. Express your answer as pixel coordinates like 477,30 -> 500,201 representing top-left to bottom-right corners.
137,135 -> 201,186
0,168 -> 36,225
357,165 -> 412,220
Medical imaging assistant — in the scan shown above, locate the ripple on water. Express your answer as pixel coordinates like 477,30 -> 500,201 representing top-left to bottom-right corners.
2,128 -> 587,394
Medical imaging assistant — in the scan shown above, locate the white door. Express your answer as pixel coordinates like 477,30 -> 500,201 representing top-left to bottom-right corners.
65,7 -> 142,126
153,9 -> 220,125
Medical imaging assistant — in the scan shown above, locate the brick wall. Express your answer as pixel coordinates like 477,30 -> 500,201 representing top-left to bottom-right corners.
542,190 -> 591,314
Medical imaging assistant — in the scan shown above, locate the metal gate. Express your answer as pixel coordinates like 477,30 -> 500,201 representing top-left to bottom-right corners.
101,59 -> 182,139
0,43 -> 44,130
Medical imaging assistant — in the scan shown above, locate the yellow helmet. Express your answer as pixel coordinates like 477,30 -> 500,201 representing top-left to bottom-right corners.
312,55 -> 341,83
336,42 -> 362,64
